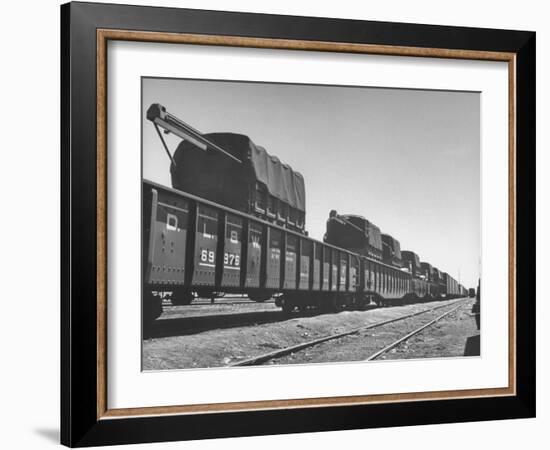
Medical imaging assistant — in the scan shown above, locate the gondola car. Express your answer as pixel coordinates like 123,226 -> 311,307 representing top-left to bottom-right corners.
324,212 -> 410,306
433,266 -> 447,296
420,262 -> 439,299
401,250 -> 429,299
420,262 -> 433,281
440,272 -> 459,297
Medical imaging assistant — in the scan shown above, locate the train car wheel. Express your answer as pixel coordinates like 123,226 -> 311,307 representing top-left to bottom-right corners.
356,295 -> 369,311
143,290 -> 162,335
196,288 -> 215,299
281,298 -> 295,314
318,296 -> 332,313
249,293 -> 272,303
170,288 -> 195,306
330,295 -> 343,313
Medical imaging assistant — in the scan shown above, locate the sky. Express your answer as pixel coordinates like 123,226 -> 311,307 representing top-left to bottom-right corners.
142,78 -> 480,288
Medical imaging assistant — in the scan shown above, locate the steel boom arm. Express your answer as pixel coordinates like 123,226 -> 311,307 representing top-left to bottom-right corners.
146,103 -> 242,164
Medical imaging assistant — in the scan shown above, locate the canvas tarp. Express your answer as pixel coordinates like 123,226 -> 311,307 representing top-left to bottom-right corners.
205,133 -> 306,213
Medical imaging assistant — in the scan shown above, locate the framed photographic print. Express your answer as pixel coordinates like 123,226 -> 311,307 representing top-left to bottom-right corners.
61,1 -> 535,447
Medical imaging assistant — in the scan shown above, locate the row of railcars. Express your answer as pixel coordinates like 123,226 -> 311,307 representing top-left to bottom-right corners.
143,181 -> 425,320
323,213 -> 465,303
143,104 -> 468,322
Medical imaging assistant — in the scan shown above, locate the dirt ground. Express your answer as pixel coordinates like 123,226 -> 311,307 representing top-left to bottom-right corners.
143,298 -> 477,370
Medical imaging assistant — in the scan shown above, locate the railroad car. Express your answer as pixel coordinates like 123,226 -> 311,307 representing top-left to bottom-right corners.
420,261 -> 440,298
433,266 -> 449,296
420,262 -> 433,281
142,104 -> 466,322
399,250 -> 428,299
440,272 -> 460,297
401,250 -> 420,277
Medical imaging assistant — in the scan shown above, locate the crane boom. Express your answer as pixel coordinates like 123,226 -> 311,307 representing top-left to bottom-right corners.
146,103 -> 242,164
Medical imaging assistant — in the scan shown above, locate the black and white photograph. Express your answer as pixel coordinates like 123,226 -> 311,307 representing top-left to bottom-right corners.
141,77 -> 481,370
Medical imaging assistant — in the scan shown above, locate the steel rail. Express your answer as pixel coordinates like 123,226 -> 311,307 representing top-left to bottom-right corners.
173,300 -> 276,307
229,298 -> 468,367
364,302 -> 465,361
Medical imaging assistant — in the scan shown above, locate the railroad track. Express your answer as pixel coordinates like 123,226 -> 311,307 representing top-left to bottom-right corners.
364,302 -> 465,361
162,298 -> 276,307
149,298 -> 462,339
229,298 -> 469,367
180,300 -> 275,306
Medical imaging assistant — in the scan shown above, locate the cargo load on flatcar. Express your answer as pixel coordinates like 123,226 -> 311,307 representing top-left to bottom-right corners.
324,211 -> 383,261
147,104 -> 306,233
402,250 -> 421,277
382,234 -> 403,268
420,262 -> 434,282
171,134 -> 306,233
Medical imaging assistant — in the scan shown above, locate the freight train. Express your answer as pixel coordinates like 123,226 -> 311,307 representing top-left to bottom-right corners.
143,104 -> 467,323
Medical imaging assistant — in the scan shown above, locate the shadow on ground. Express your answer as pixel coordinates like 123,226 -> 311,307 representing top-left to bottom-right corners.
464,334 -> 480,356
34,428 -> 59,443
147,303 -> 383,339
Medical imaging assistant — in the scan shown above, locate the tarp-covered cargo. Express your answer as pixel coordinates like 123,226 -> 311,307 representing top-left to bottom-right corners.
420,262 -> 434,281
324,212 -> 383,261
402,250 -> 421,277
382,234 -> 403,268
246,138 -> 305,212
170,132 -> 306,231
